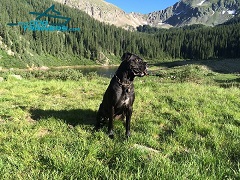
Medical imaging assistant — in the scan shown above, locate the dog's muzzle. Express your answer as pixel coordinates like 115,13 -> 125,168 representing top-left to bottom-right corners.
142,63 -> 148,76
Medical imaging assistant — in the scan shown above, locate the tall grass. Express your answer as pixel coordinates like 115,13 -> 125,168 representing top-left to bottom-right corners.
0,66 -> 239,179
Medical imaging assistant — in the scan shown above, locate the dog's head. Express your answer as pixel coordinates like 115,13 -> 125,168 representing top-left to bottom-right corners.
119,52 -> 148,77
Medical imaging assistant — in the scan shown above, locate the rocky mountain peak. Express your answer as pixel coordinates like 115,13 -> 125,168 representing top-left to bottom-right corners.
147,0 -> 240,27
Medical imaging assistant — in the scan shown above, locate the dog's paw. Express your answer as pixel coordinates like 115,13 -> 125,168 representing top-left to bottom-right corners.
109,134 -> 114,139
108,130 -> 114,139
94,126 -> 100,132
126,132 -> 131,139
94,123 -> 102,131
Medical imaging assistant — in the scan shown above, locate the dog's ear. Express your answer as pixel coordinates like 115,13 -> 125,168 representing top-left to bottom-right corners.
121,52 -> 133,61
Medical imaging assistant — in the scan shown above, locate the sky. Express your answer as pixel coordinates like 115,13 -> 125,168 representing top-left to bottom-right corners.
105,0 -> 180,14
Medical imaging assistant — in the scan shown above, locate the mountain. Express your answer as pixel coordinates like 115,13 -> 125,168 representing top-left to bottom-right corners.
1,0 -> 240,69
54,0 -> 240,28
53,0 -> 147,29
147,0 -> 240,27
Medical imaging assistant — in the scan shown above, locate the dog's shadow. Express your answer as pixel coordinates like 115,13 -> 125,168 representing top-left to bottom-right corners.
29,108 -> 96,127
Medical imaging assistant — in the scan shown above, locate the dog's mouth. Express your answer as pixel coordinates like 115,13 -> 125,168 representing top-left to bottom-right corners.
133,66 -> 148,77
141,65 -> 148,76
143,67 -> 148,76
139,70 -> 147,77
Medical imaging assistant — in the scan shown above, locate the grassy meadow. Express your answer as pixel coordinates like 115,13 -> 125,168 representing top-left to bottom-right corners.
0,65 -> 239,179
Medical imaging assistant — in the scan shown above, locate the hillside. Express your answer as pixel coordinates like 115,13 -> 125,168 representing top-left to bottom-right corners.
53,0 -> 147,29
0,0 -> 240,69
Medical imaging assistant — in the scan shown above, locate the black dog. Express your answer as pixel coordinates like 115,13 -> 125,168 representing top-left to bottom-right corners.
96,52 -> 147,138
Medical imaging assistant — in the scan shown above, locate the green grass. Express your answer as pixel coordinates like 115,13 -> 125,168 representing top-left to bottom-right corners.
0,49 -> 112,69
0,49 -> 25,68
0,67 -> 240,179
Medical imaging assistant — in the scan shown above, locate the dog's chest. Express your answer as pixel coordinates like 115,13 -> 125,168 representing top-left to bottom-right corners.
121,89 -> 131,106
123,97 -> 130,105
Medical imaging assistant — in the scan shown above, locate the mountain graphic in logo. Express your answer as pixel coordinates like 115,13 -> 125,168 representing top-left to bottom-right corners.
7,5 -> 80,32
29,5 -> 71,26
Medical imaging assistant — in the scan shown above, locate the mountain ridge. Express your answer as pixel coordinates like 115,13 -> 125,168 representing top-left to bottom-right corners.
54,0 -> 240,28
147,0 -> 240,27
53,0 -> 147,29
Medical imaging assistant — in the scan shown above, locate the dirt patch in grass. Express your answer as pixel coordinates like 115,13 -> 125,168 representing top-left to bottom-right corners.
35,128 -> 52,137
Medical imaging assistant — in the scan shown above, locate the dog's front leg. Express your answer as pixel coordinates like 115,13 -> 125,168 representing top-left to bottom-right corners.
108,106 -> 114,139
126,107 -> 133,138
